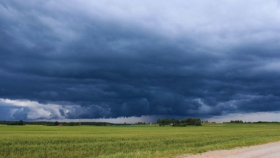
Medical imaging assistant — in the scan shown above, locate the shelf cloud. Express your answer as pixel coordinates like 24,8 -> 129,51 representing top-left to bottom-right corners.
1,1 -> 280,121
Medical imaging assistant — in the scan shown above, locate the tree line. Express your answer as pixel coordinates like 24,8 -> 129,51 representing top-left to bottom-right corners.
157,118 -> 202,126
225,120 -> 280,124
1,120 -> 25,125
0,120 -> 114,126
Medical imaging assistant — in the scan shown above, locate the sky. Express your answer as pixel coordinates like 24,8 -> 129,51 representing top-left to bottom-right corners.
1,1 -> 280,123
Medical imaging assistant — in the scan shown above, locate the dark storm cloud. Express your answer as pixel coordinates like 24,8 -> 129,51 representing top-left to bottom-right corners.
1,1 -> 280,120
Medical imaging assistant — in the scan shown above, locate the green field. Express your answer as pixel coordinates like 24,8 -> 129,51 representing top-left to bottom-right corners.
1,124 -> 280,158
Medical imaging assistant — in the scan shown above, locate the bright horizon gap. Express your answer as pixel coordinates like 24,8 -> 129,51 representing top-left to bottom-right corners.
1,98 -> 280,123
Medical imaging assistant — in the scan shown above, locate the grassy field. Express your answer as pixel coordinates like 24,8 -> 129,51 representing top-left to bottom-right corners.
1,124 -> 280,158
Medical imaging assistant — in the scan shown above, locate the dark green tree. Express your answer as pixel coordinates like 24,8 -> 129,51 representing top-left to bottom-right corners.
19,120 -> 24,125
162,118 -> 170,125
54,121 -> 59,126
157,119 -> 161,124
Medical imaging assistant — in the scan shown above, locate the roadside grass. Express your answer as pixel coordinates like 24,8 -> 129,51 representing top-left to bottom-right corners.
1,123 -> 280,158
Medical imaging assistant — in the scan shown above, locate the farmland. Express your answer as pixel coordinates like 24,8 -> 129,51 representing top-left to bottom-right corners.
1,124 -> 280,158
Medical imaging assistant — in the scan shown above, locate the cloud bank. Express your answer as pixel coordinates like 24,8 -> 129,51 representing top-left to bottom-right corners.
1,1 -> 280,121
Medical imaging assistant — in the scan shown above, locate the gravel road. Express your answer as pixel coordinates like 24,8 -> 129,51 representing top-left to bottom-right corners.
178,141 -> 280,158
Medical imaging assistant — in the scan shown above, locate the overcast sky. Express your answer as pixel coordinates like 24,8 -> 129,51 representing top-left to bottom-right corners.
1,1 -> 280,122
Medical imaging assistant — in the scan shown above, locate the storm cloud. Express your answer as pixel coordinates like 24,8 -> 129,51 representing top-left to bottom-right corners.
1,1 -> 280,121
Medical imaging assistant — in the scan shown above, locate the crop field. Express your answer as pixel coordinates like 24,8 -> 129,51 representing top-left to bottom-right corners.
1,124 -> 280,158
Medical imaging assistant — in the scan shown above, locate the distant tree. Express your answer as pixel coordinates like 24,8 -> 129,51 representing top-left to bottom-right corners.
185,118 -> 192,125
19,120 -> 24,125
162,118 -> 170,125
185,118 -> 201,125
230,120 -> 243,123
69,122 -> 75,126
157,119 -> 163,126
54,121 -> 59,126
135,122 -> 146,125
157,119 -> 161,124
156,117 -> 202,127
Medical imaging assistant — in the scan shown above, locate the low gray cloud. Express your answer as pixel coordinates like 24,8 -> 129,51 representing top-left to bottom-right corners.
1,1 -> 280,120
